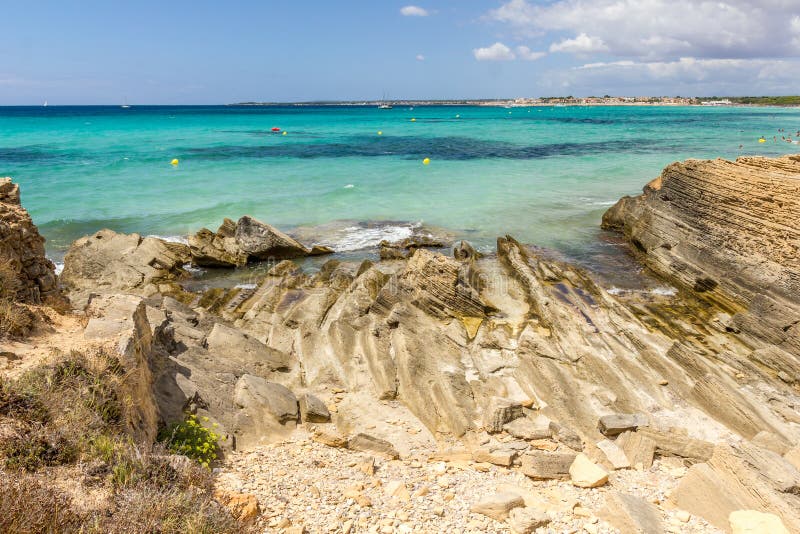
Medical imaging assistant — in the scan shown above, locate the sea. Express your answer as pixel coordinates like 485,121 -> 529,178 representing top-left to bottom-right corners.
2,104 -> 799,280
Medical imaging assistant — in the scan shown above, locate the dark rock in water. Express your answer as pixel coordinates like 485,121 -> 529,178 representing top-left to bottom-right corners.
597,413 -> 649,436
378,235 -> 447,260
189,219 -> 248,267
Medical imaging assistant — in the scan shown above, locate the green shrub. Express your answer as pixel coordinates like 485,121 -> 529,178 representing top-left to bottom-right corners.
159,415 -> 220,468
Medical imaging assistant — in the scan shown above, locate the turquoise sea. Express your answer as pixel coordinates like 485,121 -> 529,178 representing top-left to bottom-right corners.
2,104 -> 799,271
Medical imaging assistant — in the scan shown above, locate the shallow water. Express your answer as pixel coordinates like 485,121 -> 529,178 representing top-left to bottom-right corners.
2,104 -> 799,272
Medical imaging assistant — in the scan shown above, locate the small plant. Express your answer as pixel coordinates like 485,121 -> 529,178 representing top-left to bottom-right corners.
159,415 -> 219,468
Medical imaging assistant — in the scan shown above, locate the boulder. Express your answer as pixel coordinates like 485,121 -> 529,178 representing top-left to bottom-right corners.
507,507 -> 550,534
233,375 -> 298,424
600,492 -> 664,534
188,220 -> 248,267
519,452 -> 576,480
615,431 -> 655,469
470,492 -> 525,521
472,448 -> 515,467
298,393 -> 330,423
347,433 -> 400,459
503,415 -> 551,440
597,413 -> 649,436
569,453 -> 609,488
597,439 -> 631,470
0,178 -> 59,303
61,229 -> 189,306
234,215 -> 316,260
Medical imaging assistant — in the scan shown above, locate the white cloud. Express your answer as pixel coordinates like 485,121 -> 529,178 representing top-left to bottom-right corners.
487,1 -> 800,61
516,46 -> 546,61
549,33 -> 608,54
400,5 -> 429,17
473,42 -> 516,61
416,54 -> 425,61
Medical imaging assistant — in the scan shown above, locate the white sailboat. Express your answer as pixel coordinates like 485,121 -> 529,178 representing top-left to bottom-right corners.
43,100 -> 48,107
378,92 -> 392,109
121,97 -> 130,109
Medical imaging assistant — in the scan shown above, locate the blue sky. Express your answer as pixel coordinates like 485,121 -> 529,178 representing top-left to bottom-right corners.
2,1 -> 799,104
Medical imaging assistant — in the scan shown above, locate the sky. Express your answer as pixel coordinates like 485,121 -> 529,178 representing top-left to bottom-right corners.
1,0 -> 800,104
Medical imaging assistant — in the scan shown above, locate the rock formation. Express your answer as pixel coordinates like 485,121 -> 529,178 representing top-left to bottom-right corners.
0,178 -> 59,302
188,216 -> 333,268
603,154 -> 800,357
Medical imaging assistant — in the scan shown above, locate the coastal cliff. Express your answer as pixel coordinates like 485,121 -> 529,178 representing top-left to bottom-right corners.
2,157 -> 800,533
602,154 -> 800,357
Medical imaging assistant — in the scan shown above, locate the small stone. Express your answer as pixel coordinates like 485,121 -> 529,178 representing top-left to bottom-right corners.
472,447 -> 515,467
483,397 -> 523,433
507,507 -> 551,534
597,413 -> 648,436
342,520 -> 354,534
385,480 -> 411,502
313,429 -> 347,448
434,506 -> 445,517
569,453 -> 609,488
413,485 -> 430,498
676,510 -> 691,523
347,433 -> 400,459
470,492 -> 525,521
597,439 -> 631,469
298,393 -> 331,423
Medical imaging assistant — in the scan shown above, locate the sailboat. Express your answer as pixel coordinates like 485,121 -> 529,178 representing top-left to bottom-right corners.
43,100 -> 48,107
378,92 -> 393,109
121,97 -> 130,109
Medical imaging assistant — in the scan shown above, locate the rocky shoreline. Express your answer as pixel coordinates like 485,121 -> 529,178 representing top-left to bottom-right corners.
1,155 -> 799,533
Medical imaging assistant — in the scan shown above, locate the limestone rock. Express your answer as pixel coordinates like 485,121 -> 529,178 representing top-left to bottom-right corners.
569,453 -> 609,488
519,452 -> 576,480
0,178 -> 59,303
507,507 -> 550,534
470,492 -> 525,521
597,439 -> 631,469
298,393 -> 330,423
62,229 -> 189,306
213,489 -> 260,523
729,510 -> 789,534
503,415 -> 551,440
188,221 -> 248,267
234,375 -> 298,424
347,433 -> 400,459
206,322 -> 290,372
603,154 -> 800,357
597,413 -> 648,436
785,447 -> 800,471
483,397 -> 523,433
600,491 -> 664,534
472,448 -> 515,467
313,429 -> 347,448
379,235 -> 446,260
616,431 -> 655,469
235,215 -> 317,260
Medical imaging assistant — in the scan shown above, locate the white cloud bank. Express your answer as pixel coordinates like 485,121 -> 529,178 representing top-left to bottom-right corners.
473,42 -> 516,61
416,54 -> 425,61
549,33 -> 608,54
400,5 -> 429,17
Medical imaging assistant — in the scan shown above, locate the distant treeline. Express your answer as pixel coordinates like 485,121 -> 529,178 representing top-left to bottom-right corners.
705,96 -> 800,106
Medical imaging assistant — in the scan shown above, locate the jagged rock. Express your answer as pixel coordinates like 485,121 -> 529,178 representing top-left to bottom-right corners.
483,397 -> 523,433
519,452 -> 576,480
603,154 -> 800,357
503,415 -> 551,440
470,492 -> 525,521
206,322 -> 290,372
347,433 -> 400,459
569,453 -> 609,488
62,229 -> 190,307
597,439 -> 631,469
189,220 -> 248,267
379,235 -> 446,260
298,393 -> 330,423
729,510 -> 789,534
454,240 -> 482,261
213,489 -> 261,523
234,375 -> 298,424
597,413 -> 648,436
615,431 -> 655,469
0,178 -> 59,303
672,444 -> 800,531
600,492 -> 664,534
84,294 -> 159,444
507,507 -> 550,534
549,422 -> 583,451
235,215 -> 317,260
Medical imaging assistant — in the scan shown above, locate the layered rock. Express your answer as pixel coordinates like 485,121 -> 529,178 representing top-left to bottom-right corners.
60,229 -> 191,308
602,154 -> 800,357
0,178 -> 59,302
188,216 -> 332,267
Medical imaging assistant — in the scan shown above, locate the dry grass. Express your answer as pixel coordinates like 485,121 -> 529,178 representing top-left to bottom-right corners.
0,259 -> 20,301
0,300 -> 34,339
0,350 -> 247,533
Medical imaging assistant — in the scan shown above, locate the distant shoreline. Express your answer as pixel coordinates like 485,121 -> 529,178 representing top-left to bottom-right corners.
230,99 -> 800,108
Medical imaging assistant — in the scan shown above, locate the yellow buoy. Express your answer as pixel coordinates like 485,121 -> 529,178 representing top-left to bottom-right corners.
758,138 -> 766,143
411,118 -> 416,122
170,159 -> 179,165
423,158 -> 430,165
378,131 -> 383,135
282,131 -> 287,136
